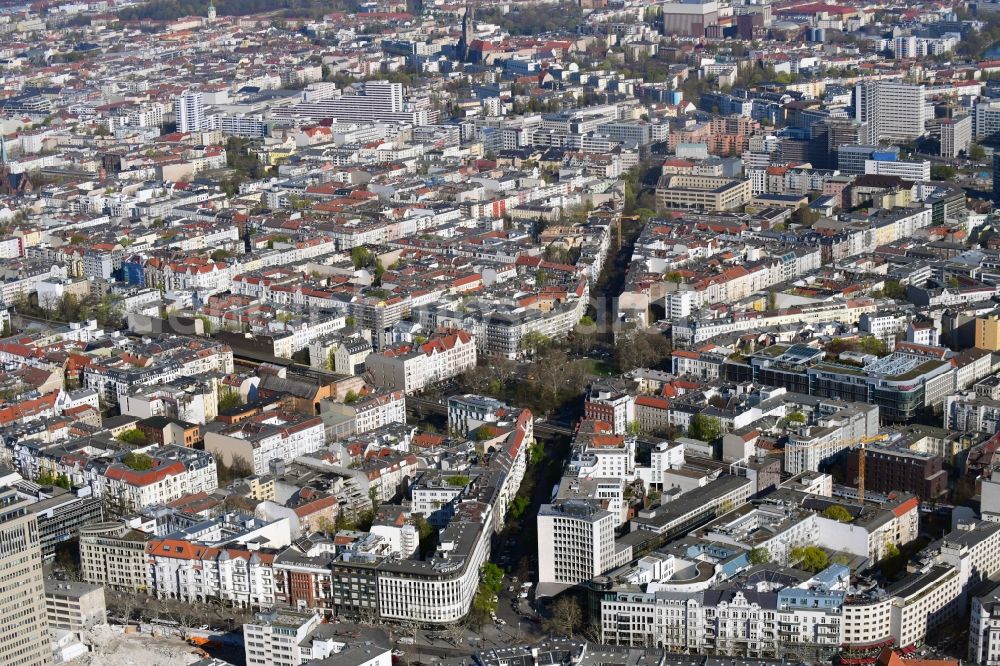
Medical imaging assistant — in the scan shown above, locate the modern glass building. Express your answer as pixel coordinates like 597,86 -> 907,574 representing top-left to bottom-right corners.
739,344 -> 953,422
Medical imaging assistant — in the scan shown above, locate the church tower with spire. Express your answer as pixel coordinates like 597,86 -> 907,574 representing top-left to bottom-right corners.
458,2 -> 474,62
207,0 -> 217,22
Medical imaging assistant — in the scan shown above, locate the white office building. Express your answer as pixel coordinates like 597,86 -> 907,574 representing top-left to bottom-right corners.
941,115 -> 972,159
972,580 -> 1000,665
893,36 -> 917,59
538,500 -> 617,585
207,113 -> 268,138
864,158 -> 931,182
175,91 -> 205,133
245,610 -> 322,666
975,101 -> 1000,141
855,81 -> 927,143
286,81 -> 427,125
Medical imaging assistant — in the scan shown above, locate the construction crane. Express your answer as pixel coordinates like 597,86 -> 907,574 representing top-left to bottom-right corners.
854,433 -> 890,504
618,214 -> 639,250
787,432 -> 889,504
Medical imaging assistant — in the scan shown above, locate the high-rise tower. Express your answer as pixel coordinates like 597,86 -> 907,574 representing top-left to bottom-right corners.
458,2 -> 475,62
854,80 -> 926,144
0,489 -> 51,666
175,90 -> 204,133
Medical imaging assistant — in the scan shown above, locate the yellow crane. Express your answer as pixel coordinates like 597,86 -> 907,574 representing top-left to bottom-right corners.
787,432 -> 889,504
853,434 -> 890,504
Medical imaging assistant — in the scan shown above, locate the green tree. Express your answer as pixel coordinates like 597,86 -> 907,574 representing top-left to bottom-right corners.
470,588 -> 496,627
519,330 -> 551,358
858,336 -> 888,356
832,553 -> 851,566
472,425 -> 492,441
528,440 -> 544,464
634,207 -> 657,224
791,545 -> 829,572
446,475 -> 471,487
56,294 -> 82,322
314,516 -> 337,534
335,511 -> 357,532
931,165 -> 957,181
969,143 -> 986,161
748,547 -> 771,565
351,246 -> 375,269
688,413 -> 723,441
509,496 -> 531,520
93,293 -> 124,329
116,429 -> 147,446
476,2 -> 583,36
467,563 -> 506,627
122,451 -> 153,471
614,328 -> 672,372
210,249 -> 232,262
217,388 -> 243,412
822,505 -> 853,523
481,562 -> 504,596
344,390 -> 359,404
355,509 -> 375,531
792,204 -> 820,227
882,280 -> 906,300
787,411 -> 807,424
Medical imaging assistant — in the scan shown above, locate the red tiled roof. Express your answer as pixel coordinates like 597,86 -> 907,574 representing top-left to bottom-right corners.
105,460 -> 186,487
